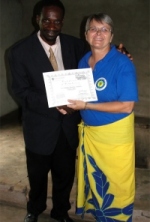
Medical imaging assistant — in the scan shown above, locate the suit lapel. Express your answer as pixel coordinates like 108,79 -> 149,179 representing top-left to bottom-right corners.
59,34 -> 73,70
31,34 -> 54,72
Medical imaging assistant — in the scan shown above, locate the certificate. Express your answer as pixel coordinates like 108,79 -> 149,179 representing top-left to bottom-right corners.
43,68 -> 97,108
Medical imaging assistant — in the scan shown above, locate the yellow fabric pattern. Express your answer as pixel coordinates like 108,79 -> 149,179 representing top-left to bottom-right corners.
76,113 -> 135,222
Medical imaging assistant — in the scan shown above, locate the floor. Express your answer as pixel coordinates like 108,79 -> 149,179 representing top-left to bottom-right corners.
0,111 -> 150,222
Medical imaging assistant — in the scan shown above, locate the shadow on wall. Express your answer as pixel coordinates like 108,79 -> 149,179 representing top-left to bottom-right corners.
3,1 -> 42,121
79,15 -> 90,52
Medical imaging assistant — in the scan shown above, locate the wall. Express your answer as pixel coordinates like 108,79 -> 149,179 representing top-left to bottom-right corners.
0,0 -> 149,118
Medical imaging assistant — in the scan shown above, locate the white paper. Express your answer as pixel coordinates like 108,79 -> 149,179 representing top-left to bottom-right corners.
43,68 -> 97,108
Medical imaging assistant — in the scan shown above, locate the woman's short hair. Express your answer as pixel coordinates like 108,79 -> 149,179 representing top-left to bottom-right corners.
85,13 -> 114,34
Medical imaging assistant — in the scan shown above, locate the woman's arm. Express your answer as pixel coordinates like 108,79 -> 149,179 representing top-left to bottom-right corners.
67,100 -> 135,114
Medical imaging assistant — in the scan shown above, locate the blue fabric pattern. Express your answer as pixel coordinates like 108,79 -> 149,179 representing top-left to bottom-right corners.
77,143 -> 134,222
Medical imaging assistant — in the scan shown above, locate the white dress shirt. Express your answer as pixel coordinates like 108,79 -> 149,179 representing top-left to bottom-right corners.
37,31 -> 64,70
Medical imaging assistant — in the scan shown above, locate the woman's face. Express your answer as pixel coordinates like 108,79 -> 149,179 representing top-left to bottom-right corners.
85,19 -> 113,50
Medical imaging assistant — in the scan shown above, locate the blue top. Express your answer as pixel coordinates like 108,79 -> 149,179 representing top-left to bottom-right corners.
79,45 -> 138,126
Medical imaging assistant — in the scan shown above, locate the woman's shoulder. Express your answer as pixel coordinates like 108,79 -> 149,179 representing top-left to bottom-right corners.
111,45 -> 135,69
78,51 -> 91,67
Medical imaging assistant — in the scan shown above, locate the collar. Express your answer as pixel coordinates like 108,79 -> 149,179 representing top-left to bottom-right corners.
37,31 -> 60,52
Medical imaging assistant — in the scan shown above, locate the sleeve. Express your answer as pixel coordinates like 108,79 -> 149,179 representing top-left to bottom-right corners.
117,58 -> 139,102
8,47 -> 53,116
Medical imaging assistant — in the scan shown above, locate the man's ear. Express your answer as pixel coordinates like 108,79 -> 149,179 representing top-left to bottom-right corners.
59,20 -> 64,29
36,15 -> 40,25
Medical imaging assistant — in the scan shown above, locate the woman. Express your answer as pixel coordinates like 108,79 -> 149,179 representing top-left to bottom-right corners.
67,13 -> 138,222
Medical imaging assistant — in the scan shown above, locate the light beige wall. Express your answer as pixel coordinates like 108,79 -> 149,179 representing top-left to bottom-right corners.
0,0 -> 149,118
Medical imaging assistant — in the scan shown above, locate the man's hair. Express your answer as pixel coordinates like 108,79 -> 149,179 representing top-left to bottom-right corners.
34,0 -> 65,17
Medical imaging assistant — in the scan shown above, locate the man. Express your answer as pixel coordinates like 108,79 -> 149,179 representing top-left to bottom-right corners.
9,1 -> 84,222
8,1 -> 132,222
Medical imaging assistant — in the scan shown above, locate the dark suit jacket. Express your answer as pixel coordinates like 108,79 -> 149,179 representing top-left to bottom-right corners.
9,33 -> 85,155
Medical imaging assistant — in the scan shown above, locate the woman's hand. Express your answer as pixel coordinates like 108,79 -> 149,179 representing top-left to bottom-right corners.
67,100 -> 86,110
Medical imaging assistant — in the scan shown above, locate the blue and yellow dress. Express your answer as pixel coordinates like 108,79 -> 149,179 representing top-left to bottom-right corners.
76,46 -> 138,222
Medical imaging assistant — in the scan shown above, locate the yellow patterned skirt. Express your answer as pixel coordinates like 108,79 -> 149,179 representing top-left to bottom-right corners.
76,113 -> 135,222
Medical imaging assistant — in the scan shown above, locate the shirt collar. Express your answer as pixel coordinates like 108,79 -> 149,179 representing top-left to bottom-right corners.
37,31 -> 60,52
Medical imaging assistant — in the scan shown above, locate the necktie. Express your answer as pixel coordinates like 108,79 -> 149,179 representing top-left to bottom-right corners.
49,47 -> 58,71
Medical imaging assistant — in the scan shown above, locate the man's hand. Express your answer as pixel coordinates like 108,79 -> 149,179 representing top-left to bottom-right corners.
56,105 -> 75,115
117,43 -> 133,61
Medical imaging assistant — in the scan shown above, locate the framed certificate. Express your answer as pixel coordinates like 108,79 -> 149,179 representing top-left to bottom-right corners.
43,68 -> 97,108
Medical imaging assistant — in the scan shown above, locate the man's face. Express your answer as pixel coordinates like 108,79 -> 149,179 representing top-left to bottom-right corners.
36,6 -> 64,45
